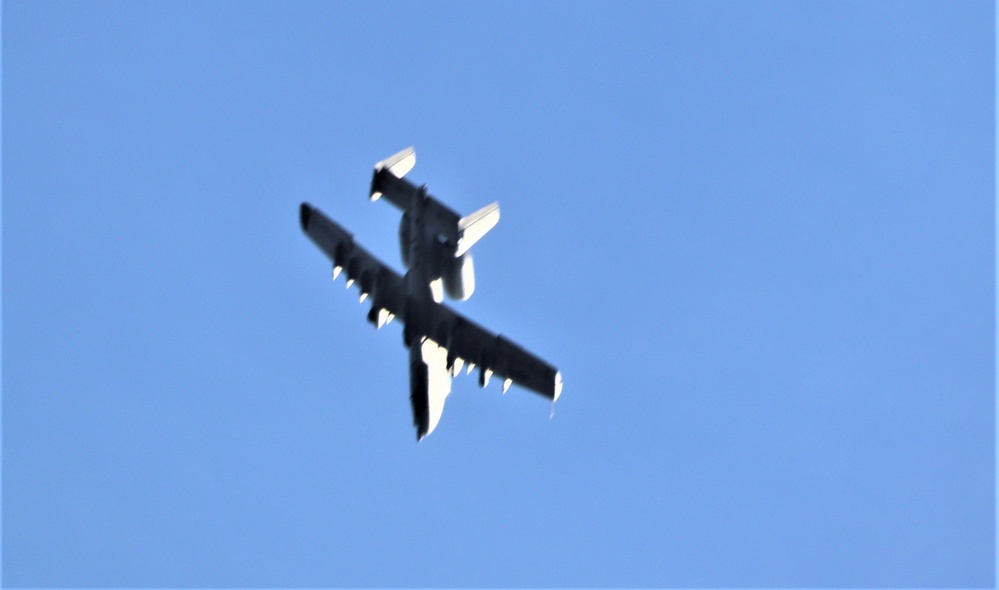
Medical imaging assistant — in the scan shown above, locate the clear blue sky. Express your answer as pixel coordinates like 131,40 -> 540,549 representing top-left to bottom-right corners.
2,1 -> 994,586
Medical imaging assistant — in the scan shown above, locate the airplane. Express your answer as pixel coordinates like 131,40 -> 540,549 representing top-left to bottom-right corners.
300,147 -> 562,441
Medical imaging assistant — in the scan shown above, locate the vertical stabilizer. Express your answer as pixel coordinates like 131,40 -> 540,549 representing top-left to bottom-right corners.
370,147 -> 417,203
374,147 -> 416,179
455,202 -> 500,257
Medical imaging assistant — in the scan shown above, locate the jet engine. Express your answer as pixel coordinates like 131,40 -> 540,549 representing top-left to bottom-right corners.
442,253 -> 475,301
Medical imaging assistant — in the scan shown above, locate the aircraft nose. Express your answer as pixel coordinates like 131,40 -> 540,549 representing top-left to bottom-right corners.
300,202 -> 312,230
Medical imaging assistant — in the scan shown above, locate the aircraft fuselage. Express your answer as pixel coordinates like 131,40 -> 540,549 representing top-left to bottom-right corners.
300,147 -> 560,441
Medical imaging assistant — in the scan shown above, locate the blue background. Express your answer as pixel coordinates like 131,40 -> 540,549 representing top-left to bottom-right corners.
3,1 -> 994,586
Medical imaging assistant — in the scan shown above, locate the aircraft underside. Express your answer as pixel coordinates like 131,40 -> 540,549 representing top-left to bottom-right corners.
300,147 -> 561,441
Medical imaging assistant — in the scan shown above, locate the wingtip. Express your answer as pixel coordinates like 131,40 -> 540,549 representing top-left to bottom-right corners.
299,202 -> 312,231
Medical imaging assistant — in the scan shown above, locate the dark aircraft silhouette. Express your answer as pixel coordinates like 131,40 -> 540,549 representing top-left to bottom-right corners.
300,148 -> 562,440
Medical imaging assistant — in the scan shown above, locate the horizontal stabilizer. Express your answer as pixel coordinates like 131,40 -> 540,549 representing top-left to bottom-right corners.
455,202 -> 500,257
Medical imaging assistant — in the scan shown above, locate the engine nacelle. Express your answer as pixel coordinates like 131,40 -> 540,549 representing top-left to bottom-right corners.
443,253 -> 475,301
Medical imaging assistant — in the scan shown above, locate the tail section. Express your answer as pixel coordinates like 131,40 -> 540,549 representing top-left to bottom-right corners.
455,202 -> 500,257
370,147 -> 417,203
375,146 -> 416,179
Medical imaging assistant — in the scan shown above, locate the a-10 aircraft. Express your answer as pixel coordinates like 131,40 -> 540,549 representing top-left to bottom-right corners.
300,147 -> 562,441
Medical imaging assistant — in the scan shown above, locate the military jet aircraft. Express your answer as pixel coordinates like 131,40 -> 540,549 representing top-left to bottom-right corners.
300,147 -> 562,440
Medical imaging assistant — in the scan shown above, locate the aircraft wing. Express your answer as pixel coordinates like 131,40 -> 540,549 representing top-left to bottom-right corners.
301,200 -> 562,402
300,203 -> 406,324
428,303 -> 563,401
